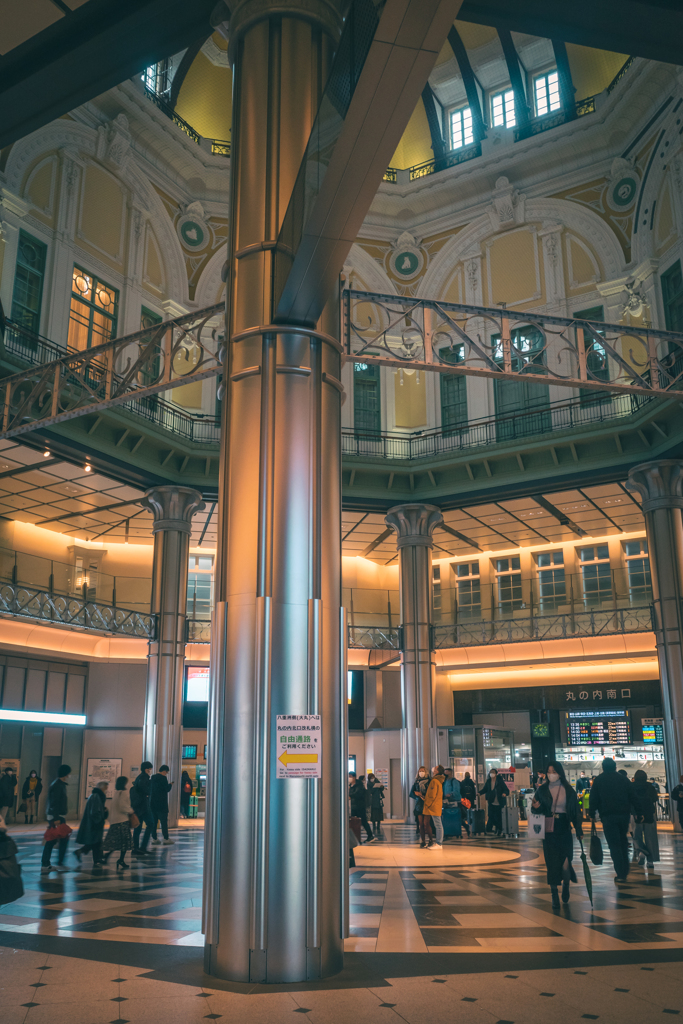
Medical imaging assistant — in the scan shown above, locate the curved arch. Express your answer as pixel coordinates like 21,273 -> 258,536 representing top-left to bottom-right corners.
344,242 -> 396,295
422,197 -> 626,301
631,100 -> 683,266
194,243 -> 227,308
5,119 -> 189,308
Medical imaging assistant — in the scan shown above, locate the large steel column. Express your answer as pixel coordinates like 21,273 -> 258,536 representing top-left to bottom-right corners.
203,0 -> 344,983
141,486 -> 204,826
385,503 -> 443,818
626,460 -> 683,820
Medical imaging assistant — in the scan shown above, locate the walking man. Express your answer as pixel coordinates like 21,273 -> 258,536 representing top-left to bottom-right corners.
130,762 -> 155,856
589,757 -> 641,883
41,764 -> 72,875
0,766 -> 17,822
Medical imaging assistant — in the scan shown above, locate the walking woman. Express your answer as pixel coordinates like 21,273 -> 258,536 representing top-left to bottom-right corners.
367,773 -> 385,838
102,776 -> 134,871
75,781 -> 108,868
631,769 -> 660,869
410,767 -> 432,848
21,771 -> 42,824
479,768 -> 509,836
532,760 -> 583,908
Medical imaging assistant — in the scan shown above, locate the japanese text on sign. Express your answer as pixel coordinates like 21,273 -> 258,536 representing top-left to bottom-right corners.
276,715 -> 321,779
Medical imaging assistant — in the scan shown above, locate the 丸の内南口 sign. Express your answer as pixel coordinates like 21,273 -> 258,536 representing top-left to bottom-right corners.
276,715 -> 321,779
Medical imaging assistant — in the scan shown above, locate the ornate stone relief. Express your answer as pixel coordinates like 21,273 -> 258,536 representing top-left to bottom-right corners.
96,114 -> 132,170
488,176 -> 526,231
387,231 -> 425,281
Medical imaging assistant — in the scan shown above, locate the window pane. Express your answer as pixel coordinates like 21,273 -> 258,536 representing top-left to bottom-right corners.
67,298 -> 91,351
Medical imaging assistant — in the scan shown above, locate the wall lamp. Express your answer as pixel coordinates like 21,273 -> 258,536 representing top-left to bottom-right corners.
0,710 -> 86,726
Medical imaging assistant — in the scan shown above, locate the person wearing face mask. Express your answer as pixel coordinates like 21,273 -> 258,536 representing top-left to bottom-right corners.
479,768 -> 509,836
41,764 -> 72,875
21,770 -> 42,824
532,761 -> 583,908
410,767 -> 432,848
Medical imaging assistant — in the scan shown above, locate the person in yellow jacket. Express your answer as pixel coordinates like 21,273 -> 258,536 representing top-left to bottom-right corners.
423,765 -> 447,850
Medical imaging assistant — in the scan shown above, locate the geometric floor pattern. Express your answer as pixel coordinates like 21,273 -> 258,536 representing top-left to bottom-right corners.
2,824 -> 683,1022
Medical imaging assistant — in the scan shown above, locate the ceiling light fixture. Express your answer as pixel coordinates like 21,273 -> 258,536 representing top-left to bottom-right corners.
43,449 -> 50,457
84,463 -> 92,473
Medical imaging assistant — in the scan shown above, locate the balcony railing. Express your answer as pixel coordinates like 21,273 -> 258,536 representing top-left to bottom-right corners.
432,605 -> 653,648
187,619 -> 211,643
348,625 -> 401,649
0,581 -> 156,638
343,391 -> 649,461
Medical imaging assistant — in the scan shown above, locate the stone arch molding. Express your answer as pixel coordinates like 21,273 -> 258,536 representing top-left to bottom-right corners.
629,91 -> 683,266
4,120 -> 189,307
344,242 -> 397,295
194,244 -> 227,308
421,198 -> 626,302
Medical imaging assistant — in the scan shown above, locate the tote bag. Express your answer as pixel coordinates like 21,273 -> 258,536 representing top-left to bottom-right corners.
528,812 -> 546,839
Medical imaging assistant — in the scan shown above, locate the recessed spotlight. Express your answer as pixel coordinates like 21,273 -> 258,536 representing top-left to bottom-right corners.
43,449 -> 50,458
84,464 -> 91,473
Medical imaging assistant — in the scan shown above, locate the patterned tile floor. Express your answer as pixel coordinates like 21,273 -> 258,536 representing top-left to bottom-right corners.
1,823 -> 683,1023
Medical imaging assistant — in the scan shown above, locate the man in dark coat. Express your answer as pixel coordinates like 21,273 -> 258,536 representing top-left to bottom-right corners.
0,814 -> 23,906
75,782 -> 108,867
41,764 -> 72,874
348,772 -> 373,842
130,762 -> 155,856
150,765 -> 175,845
589,756 -> 641,882
0,767 -> 17,822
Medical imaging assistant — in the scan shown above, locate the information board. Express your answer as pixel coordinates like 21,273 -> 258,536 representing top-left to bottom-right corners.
642,718 -> 664,744
565,708 -> 631,746
276,715 -> 321,779
86,758 -> 122,800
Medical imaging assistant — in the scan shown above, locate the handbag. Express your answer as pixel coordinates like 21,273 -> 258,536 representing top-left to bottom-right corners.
527,812 -> 546,839
589,822 -> 603,865
43,821 -> 72,843
128,812 -> 140,829
460,797 -> 471,810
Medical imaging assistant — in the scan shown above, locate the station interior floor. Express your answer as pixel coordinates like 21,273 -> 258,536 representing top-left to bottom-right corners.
2,822 -> 683,1023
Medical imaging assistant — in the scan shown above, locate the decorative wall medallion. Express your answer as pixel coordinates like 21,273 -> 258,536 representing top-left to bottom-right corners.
177,203 -> 210,252
388,231 -> 424,280
606,158 -> 639,211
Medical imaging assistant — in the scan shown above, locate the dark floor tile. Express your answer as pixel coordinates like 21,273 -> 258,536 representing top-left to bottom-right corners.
581,1015 -> 599,1019
420,926 -> 561,945
462,997 -> 477,1002
589,922 -> 681,944
662,1012 -> 680,1016
378,1004 -> 396,1008
349,927 -> 378,937
349,904 -> 383,915
432,979 -> 446,983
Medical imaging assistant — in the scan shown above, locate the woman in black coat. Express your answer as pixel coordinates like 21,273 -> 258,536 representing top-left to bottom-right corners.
75,783 -> 108,867
21,771 -> 42,824
478,769 -> 509,836
631,768 -> 660,868
367,773 -> 385,837
532,760 -> 583,908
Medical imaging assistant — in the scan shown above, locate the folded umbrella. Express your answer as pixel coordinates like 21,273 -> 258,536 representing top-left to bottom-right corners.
577,836 -> 593,907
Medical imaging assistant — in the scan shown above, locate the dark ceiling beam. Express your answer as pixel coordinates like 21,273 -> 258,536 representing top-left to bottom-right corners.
421,82 -> 446,160
497,28 -> 530,127
0,0 -> 218,149
447,25 -> 486,140
169,34 -> 211,110
458,0 -> 683,67
552,40 -> 576,120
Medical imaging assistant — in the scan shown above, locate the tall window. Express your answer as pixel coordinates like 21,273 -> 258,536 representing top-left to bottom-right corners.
353,362 -> 381,434
495,556 -> 523,615
67,267 -> 118,351
187,554 -> 214,618
661,261 -> 683,334
574,305 -> 609,406
623,539 -> 651,603
534,70 -> 560,116
450,105 -> 473,149
439,343 -> 468,435
579,544 -> 612,607
491,88 -> 516,128
432,564 -> 442,622
11,230 -> 47,334
537,551 -> 565,611
492,326 -> 551,442
143,59 -> 172,98
454,561 -> 481,620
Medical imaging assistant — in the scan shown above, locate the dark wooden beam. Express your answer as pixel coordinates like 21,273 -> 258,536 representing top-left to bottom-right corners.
497,28 -> 530,127
552,39 -> 576,120
447,25 -> 486,140
421,82 -> 446,159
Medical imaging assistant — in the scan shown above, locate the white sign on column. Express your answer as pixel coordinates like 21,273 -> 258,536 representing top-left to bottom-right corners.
276,715 -> 322,779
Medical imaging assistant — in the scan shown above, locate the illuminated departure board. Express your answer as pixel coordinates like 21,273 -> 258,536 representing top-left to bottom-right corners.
565,708 -> 631,746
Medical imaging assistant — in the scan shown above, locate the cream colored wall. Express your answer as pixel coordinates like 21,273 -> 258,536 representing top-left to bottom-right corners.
389,100 -> 432,170
175,51 -> 232,142
342,556 -> 398,591
10,522 -> 153,578
565,46 -> 628,101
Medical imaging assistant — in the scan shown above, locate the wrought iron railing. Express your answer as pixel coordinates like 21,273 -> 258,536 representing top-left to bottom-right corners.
0,582 -> 156,638
142,87 -> 230,154
348,625 -> 401,649
408,143 -> 482,181
432,605 -> 653,648
1,319 -> 77,366
342,391 -> 648,461
187,619 -> 212,643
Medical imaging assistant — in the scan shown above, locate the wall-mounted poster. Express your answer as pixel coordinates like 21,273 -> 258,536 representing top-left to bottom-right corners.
86,758 -> 122,800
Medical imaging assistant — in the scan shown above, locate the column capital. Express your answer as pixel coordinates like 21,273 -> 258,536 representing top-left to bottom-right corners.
385,503 -> 443,549
625,460 -> 683,513
141,486 -> 205,535
228,0 -> 344,57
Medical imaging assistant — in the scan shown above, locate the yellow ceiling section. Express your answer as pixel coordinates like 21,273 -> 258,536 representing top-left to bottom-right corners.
566,45 -> 629,100
454,20 -> 499,50
389,99 -> 432,170
175,50 -> 232,142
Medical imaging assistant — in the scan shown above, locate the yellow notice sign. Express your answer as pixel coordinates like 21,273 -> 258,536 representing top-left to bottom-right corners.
276,715 -> 321,779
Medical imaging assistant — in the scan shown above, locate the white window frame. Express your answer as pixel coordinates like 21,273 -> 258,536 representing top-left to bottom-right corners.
534,68 -> 561,117
490,88 -> 516,128
449,104 -> 474,150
